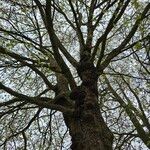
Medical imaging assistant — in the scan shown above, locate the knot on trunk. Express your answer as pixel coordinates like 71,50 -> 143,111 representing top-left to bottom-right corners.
77,61 -> 98,85
69,87 -> 86,102
69,87 -> 86,119
77,62 -> 97,77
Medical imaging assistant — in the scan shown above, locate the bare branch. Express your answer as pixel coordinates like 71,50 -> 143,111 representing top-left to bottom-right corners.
100,3 -> 150,71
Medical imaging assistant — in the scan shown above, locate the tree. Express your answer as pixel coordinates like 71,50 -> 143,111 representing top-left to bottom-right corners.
0,0 -> 150,149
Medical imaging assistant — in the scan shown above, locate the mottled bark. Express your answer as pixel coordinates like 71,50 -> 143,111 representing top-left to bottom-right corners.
64,104 -> 113,150
63,61 -> 114,150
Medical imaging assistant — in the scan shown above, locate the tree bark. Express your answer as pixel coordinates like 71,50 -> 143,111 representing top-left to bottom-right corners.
64,104 -> 113,150
63,62 -> 114,150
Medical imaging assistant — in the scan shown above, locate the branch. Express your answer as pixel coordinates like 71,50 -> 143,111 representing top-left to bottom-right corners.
68,0 -> 85,50
85,0 -> 97,49
33,0 -> 46,24
0,98 -> 21,107
33,0 -> 78,69
44,0 -> 77,89
92,0 -> 130,62
104,76 -> 150,147
0,108 -> 42,147
100,3 -> 150,71
0,82 -> 73,113
121,77 -> 150,131
0,46 -> 57,91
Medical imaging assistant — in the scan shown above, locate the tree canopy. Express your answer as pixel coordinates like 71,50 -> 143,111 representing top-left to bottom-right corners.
0,0 -> 150,149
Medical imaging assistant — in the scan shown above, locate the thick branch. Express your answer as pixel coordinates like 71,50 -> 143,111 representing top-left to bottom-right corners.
0,82 -> 73,113
44,0 -> 77,89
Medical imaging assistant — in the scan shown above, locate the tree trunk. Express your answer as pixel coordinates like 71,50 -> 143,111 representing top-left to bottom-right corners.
63,62 -> 114,150
64,103 -> 113,150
